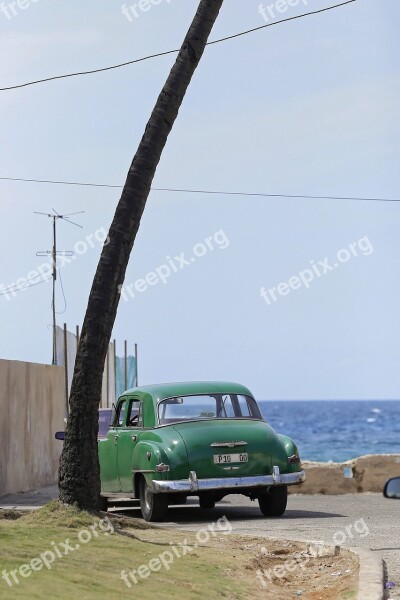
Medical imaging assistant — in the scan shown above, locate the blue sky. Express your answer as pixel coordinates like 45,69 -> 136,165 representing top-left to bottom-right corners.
0,0 -> 399,399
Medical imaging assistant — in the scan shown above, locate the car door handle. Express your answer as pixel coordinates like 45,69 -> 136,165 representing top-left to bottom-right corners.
114,434 -> 119,445
131,435 -> 137,442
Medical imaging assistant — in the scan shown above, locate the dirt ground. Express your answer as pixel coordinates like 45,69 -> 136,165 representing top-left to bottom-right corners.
130,523 -> 359,600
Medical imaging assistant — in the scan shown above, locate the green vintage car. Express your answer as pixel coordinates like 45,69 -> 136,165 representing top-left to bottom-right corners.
98,381 -> 305,521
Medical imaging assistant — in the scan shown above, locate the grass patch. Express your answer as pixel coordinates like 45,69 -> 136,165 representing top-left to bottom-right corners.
21,500 -> 101,528
0,509 -> 24,521
0,502 -> 249,600
21,500 -> 154,531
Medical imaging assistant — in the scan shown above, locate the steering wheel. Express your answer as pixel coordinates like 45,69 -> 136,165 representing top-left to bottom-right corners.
128,414 -> 139,426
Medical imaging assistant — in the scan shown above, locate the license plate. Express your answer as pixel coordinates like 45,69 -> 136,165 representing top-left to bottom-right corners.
213,453 -> 248,464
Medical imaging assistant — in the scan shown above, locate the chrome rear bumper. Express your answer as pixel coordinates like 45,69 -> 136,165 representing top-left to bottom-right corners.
152,466 -> 305,494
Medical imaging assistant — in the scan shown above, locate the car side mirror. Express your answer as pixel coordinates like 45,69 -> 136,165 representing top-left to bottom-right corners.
384,477 -> 400,499
55,431 -> 65,441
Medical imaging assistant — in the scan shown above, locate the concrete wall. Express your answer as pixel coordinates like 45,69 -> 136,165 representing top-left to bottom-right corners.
0,359 -> 65,497
290,454 -> 400,494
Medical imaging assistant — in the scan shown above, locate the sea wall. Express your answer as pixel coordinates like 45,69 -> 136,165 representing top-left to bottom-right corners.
290,454 -> 400,494
0,359 -> 65,496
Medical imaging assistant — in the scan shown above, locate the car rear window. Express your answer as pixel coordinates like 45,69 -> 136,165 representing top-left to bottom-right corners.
158,394 -> 261,425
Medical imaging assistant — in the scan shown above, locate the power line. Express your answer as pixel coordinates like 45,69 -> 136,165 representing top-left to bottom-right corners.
0,1 -> 356,92
0,176 -> 121,189
152,189 -> 400,203
0,276 -> 52,297
0,269 -> 53,294
207,0 -> 356,46
0,176 -> 398,202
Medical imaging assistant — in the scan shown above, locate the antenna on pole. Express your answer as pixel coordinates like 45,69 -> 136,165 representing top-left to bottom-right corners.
35,209 -> 84,365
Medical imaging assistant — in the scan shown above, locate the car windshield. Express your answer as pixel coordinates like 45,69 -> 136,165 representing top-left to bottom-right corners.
158,394 -> 262,425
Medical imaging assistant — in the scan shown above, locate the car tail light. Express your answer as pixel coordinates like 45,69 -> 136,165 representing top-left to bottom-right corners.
288,454 -> 301,464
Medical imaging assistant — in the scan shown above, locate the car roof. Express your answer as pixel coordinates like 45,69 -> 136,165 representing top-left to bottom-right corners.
122,381 -> 254,401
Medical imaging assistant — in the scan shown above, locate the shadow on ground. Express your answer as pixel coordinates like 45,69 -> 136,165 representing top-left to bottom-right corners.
111,498 -> 346,523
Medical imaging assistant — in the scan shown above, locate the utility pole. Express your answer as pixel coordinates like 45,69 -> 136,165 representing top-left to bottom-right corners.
35,209 -> 84,365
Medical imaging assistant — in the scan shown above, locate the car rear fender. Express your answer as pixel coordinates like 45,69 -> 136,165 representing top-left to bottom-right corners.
277,434 -> 301,472
132,433 -> 190,494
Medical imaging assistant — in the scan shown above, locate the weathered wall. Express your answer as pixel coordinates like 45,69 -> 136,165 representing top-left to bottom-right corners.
0,359 -> 65,496
289,454 -> 400,494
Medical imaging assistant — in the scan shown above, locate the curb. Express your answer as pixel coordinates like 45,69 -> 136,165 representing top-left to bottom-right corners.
348,546 -> 384,600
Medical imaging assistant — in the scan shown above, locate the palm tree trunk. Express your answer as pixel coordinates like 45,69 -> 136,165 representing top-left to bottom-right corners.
59,0 -> 224,510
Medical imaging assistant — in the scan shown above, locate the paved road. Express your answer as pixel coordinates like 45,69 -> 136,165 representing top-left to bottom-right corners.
1,488 -> 398,597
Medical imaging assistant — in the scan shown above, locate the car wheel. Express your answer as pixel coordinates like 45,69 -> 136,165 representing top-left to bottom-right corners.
98,495 -> 108,512
199,496 -> 216,509
258,485 -> 287,517
140,477 -> 168,522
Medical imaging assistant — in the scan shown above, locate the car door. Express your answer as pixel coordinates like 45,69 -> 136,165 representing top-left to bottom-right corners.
116,398 -> 142,493
98,398 -> 127,492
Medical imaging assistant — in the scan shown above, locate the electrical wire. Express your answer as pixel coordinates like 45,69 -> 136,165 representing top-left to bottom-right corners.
152,189 -> 400,203
55,267 -> 67,314
0,176 -> 121,189
0,276 -> 52,297
0,270 -> 53,294
0,1 -> 357,92
0,176 -> 398,202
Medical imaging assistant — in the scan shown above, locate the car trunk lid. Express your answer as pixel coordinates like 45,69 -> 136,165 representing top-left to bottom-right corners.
172,419 -> 279,479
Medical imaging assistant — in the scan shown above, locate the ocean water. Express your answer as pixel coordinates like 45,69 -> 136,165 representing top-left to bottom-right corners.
258,400 -> 400,463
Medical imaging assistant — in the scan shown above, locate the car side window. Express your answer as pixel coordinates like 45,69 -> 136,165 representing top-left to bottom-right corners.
127,399 -> 143,427
98,410 -> 112,436
114,399 -> 127,427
